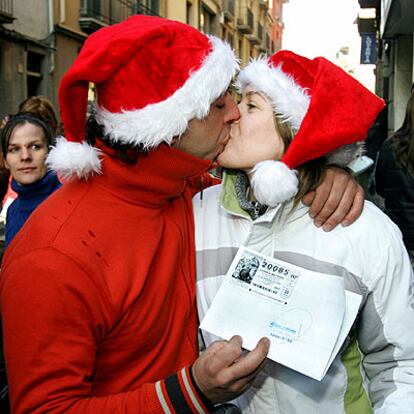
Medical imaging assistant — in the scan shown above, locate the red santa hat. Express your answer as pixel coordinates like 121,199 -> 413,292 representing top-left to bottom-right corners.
236,50 -> 385,206
47,15 -> 239,180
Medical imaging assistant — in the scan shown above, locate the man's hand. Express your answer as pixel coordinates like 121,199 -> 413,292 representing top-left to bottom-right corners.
192,335 -> 269,405
302,166 -> 364,231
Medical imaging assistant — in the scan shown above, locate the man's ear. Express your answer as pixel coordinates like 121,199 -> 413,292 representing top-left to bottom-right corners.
171,136 -> 179,146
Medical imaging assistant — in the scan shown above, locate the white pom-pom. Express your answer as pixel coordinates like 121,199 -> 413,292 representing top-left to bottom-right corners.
46,137 -> 102,181
251,160 -> 298,207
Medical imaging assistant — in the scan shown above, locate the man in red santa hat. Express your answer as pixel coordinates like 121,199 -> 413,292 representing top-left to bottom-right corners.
0,15 -> 363,413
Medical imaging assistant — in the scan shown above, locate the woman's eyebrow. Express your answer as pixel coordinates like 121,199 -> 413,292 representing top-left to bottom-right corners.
245,90 -> 267,102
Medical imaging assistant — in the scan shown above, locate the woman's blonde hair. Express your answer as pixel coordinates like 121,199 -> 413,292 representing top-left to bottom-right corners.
273,114 -> 326,208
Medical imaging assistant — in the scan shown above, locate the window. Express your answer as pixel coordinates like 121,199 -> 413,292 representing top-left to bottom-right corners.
200,6 -> 216,35
80,0 -> 103,19
187,1 -> 193,25
132,0 -> 159,16
27,51 -> 44,97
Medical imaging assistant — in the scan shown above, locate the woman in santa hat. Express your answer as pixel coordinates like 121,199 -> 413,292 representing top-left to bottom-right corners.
194,50 -> 414,413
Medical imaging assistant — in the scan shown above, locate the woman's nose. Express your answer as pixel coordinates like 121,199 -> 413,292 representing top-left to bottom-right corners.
21,147 -> 31,160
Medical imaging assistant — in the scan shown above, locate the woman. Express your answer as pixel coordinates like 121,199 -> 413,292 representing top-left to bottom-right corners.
0,113 -> 61,248
376,91 -> 414,261
195,51 -> 414,413
1,96 -> 61,214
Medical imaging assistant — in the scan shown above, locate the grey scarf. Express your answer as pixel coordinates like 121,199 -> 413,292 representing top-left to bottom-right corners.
235,171 -> 267,220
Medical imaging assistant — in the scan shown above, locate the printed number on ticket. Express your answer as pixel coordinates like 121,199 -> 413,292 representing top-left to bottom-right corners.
229,248 -> 300,305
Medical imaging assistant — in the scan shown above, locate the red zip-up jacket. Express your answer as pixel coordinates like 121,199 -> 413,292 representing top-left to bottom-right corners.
0,144 -> 217,413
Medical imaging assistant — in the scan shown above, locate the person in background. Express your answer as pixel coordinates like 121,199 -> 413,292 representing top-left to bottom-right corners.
0,113 -> 61,248
356,105 -> 388,202
1,95 -> 61,214
376,90 -> 414,262
195,51 -> 414,413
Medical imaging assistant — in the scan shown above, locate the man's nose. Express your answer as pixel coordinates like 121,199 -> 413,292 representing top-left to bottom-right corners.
224,95 -> 241,123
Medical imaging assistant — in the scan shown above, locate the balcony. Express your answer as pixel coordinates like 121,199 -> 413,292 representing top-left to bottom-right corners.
0,0 -> 14,24
247,32 -> 260,45
79,0 -> 107,34
79,1 -> 159,34
132,2 -> 159,17
259,0 -> 269,11
237,7 -> 253,34
222,0 -> 235,22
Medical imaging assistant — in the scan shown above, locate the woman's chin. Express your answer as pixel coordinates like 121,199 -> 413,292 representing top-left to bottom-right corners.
217,155 -> 233,169
216,152 -> 227,167
217,151 -> 254,171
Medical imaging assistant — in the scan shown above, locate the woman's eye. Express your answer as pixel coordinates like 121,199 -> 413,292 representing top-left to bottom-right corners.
247,103 -> 256,109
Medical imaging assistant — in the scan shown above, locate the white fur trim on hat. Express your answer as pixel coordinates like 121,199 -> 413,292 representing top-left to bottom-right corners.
236,58 -> 310,132
95,36 -> 239,149
251,160 -> 299,206
46,137 -> 102,181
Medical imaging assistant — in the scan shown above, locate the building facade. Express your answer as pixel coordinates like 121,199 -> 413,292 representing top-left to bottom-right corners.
0,0 -> 285,120
358,0 -> 414,132
0,1 -> 164,118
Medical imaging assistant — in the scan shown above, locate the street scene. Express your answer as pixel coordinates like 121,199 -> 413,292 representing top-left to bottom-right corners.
0,0 -> 414,413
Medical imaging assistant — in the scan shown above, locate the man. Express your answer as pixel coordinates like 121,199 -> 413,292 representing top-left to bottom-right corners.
0,16 -> 362,413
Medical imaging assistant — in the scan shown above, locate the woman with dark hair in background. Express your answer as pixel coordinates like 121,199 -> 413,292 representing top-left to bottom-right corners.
0,96 -> 61,214
376,90 -> 414,261
0,113 -> 61,248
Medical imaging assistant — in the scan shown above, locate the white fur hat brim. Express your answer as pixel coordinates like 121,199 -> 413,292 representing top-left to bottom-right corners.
96,36 -> 239,150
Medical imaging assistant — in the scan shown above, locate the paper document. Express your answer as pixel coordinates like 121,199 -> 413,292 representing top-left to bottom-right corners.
348,155 -> 374,175
200,247 -> 362,381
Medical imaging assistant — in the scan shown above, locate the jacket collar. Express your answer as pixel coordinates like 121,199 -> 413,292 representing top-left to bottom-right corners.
12,170 -> 61,199
92,143 -> 212,207
220,169 -> 309,224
